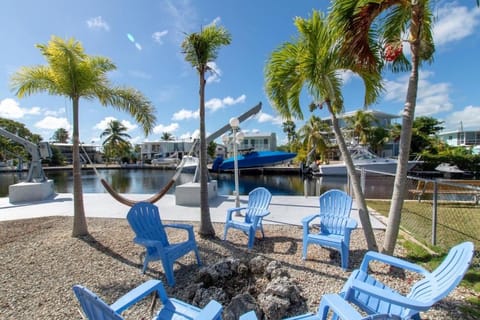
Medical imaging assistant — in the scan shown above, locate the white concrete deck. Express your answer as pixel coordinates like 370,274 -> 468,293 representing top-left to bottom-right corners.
0,193 -> 387,229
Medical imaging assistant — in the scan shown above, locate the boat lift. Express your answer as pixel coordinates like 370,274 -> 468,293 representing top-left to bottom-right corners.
0,127 -> 54,203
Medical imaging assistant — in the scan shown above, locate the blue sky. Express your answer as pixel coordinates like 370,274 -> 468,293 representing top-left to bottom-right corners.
0,0 -> 479,147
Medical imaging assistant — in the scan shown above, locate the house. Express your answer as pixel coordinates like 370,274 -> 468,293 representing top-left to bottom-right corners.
438,129 -> 480,154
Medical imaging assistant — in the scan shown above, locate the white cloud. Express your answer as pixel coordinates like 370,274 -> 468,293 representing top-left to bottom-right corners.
35,116 -> 71,131
93,117 -> 138,132
206,62 -> 222,84
163,0 -> 198,41
339,70 -> 357,84
86,16 -> 110,31
0,98 -> 41,119
44,108 -> 65,117
153,123 -> 179,134
178,132 -> 197,140
256,111 -> 284,125
205,94 -> 246,112
152,30 -> 169,44
172,109 -> 199,120
383,71 -> 452,116
443,105 -> 480,131
433,4 -> 480,47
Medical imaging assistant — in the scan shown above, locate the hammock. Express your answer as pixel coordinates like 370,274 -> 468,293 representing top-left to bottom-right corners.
81,141 -> 198,207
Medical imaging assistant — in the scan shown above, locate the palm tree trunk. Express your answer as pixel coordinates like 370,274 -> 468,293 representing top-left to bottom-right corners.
382,3 -> 422,255
327,102 -> 378,251
71,97 -> 88,237
198,71 -> 215,237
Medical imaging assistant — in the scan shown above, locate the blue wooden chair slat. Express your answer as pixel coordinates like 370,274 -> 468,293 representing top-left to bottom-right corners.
223,187 -> 272,249
302,189 -> 357,270
240,294 -> 401,320
341,241 -> 474,319
127,202 -> 201,287
73,280 -> 223,320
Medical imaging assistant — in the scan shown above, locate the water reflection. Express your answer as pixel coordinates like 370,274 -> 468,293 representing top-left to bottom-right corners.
0,168 -> 394,199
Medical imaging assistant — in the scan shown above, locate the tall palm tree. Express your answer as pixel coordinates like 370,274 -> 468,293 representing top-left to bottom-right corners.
345,110 -> 378,146
330,0 -> 435,254
282,120 -> 297,152
160,132 -> 174,141
298,115 -> 330,165
181,25 -> 231,237
52,128 -> 70,143
101,120 -> 132,161
265,11 -> 382,250
11,36 -> 156,237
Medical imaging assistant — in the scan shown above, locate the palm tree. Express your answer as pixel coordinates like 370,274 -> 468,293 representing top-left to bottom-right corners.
100,120 -> 132,161
282,120 -> 297,152
298,115 -> 330,165
11,36 -> 156,237
265,11 -> 382,250
52,128 -> 69,143
345,110 -> 378,146
181,25 -> 231,237
160,132 -> 174,141
330,0 -> 435,254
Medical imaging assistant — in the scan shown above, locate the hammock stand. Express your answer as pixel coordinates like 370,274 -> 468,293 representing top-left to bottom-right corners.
81,140 -> 198,207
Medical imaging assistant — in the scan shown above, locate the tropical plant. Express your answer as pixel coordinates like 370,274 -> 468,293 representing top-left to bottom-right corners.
298,115 -> 331,165
330,0 -> 436,254
344,110 -> 378,146
11,36 -> 156,237
160,132 -> 174,141
181,24 -> 231,237
265,10 -> 382,250
100,120 -> 132,161
282,120 -> 297,152
51,128 -> 70,143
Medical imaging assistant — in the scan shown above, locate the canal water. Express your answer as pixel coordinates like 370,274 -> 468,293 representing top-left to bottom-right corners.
0,168 -> 395,199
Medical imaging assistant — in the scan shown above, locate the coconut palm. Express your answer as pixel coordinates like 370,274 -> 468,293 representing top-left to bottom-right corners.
265,10 -> 382,250
160,132 -> 174,141
181,25 -> 231,237
282,120 -> 297,152
101,120 -> 132,161
11,36 -> 156,237
298,115 -> 331,165
330,0 -> 435,254
345,110 -> 378,146
52,128 -> 70,143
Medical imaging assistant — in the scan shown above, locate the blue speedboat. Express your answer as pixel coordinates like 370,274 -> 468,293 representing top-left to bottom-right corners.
212,150 -> 296,171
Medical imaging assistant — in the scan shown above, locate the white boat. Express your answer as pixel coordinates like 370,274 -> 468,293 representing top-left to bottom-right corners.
178,156 -> 199,174
151,153 -> 179,167
313,146 -> 422,176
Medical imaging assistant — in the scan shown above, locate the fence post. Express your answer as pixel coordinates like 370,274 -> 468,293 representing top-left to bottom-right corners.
361,168 -> 366,193
432,180 -> 438,246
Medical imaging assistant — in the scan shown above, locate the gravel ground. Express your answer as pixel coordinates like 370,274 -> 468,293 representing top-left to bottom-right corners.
0,216 -> 475,319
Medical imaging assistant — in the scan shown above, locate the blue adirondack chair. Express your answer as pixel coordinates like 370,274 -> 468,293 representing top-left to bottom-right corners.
127,202 -> 201,287
340,241 -> 474,320
240,293 -> 400,320
223,187 -> 272,249
302,189 -> 357,270
73,279 -> 223,320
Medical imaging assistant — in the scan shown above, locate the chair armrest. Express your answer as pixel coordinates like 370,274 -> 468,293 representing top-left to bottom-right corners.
194,300 -> 223,320
346,218 -> 357,230
318,293 -> 363,320
359,251 -> 429,275
346,280 -> 431,311
133,237 -> 164,249
111,280 -> 169,314
164,223 -> 194,231
226,207 -> 247,220
301,214 -> 320,227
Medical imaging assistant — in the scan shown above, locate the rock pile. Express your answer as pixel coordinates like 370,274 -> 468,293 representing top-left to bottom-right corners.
177,256 -> 307,320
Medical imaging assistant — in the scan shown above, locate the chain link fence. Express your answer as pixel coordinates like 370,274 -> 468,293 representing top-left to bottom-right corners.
354,170 -> 480,268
